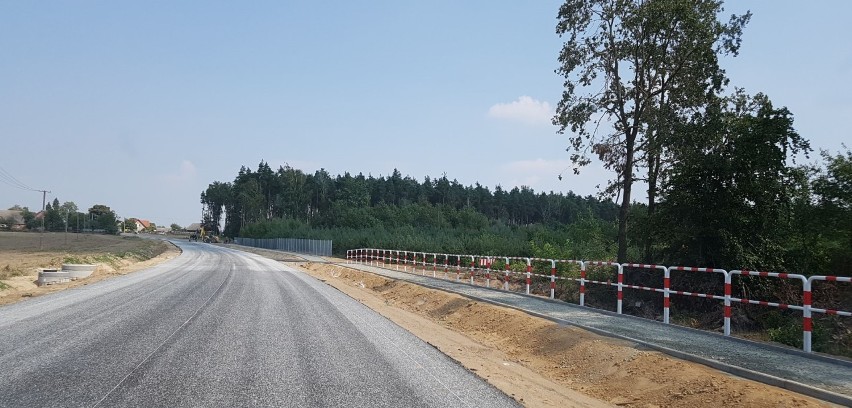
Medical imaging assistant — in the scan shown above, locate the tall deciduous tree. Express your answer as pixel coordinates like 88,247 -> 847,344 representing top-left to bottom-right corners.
553,0 -> 750,262
656,92 -> 810,269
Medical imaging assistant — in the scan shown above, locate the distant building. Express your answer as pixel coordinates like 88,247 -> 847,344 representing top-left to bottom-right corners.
0,210 -> 26,230
185,223 -> 202,233
132,219 -> 153,232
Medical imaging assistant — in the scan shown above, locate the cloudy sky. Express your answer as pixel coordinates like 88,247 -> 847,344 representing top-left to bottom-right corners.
1,1 -> 849,227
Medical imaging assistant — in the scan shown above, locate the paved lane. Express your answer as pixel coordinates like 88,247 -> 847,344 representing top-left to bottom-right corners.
0,242 -> 518,408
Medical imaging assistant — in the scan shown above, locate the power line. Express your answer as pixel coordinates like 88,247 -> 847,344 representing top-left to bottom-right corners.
0,165 -> 39,191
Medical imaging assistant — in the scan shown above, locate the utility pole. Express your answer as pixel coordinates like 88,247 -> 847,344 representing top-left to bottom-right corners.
38,189 -> 50,250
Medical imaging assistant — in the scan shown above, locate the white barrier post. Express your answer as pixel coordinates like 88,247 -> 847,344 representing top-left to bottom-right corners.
470,256 -> 475,285
803,278 -> 812,352
550,260 -> 557,299
443,254 -> 448,279
456,255 -> 461,281
617,263 -> 623,314
432,253 -> 437,277
664,266 -> 670,323
525,258 -> 531,295
804,275 -> 852,352
579,261 -> 586,306
504,257 -> 510,290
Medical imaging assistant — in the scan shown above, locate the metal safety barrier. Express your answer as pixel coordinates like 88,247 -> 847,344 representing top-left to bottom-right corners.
346,248 -> 851,353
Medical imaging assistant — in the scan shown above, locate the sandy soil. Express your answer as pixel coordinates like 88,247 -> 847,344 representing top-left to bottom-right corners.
295,261 -> 833,408
0,232 -> 179,306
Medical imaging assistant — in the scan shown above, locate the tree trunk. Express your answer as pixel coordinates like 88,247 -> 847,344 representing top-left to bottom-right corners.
618,134 -> 637,263
644,151 -> 660,263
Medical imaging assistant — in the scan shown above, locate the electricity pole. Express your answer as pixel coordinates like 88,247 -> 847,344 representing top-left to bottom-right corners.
38,189 -> 50,250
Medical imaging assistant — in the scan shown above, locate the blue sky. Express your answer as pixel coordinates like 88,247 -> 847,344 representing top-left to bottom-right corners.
1,1 -> 849,227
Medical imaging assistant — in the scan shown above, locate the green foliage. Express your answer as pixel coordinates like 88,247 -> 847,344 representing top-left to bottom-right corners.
653,92 -> 811,271
22,207 -> 37,230
209,161 -> 618,242
531,214 -> 617,261
554,0 -> 751,262
88,204 -> 119,234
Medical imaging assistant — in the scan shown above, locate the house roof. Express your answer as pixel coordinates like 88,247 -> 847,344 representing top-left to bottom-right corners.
185,223 -> 201,231
0,210 -> 25,224
138,219 -> 152,229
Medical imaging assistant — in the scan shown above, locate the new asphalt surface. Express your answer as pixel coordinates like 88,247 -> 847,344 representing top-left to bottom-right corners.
0,242 -> 519,408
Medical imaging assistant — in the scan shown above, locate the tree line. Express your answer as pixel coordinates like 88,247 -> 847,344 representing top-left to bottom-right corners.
4,201 -> 120,234
201,163 -> 619,256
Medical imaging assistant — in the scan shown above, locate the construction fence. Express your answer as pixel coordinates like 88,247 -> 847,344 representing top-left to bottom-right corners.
234,237 -> 332,257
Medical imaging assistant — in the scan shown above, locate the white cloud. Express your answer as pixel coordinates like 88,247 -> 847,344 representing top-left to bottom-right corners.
164,160 -> 197,184
487,96 -> 553,125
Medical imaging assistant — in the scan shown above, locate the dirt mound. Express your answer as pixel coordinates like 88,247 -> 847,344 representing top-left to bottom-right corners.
299,262 -> 830,408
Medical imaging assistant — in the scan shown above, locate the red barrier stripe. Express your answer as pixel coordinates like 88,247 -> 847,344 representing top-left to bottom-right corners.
778,273 -> 788,279
826,276 -> 837,281
803,317 -> 812,331
724,307 -> 731,318
664,297 -> 670,307
803,291 -> 812,305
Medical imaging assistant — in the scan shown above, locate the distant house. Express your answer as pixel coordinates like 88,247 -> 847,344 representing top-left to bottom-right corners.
185,223 -> 201,233
0,210 -> 26,231
133,219 -> 152,232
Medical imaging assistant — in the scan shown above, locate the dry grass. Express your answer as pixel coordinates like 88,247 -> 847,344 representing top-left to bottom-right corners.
0,231 -> 175,304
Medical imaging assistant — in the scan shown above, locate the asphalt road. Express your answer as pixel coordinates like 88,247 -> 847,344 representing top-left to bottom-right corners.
0,242 -> 518,408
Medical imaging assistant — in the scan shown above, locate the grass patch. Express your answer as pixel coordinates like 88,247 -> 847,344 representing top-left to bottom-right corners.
0,280 -> 10,290
60,240 -> 170,269
0,264 -> 26,280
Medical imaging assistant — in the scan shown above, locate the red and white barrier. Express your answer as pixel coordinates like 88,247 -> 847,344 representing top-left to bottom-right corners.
666,266 -> 729,332
346,248 -> 850,352
585,261 -> 624,314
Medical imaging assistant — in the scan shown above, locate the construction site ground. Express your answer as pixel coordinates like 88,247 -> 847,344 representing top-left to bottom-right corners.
0,232 -> 178,306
